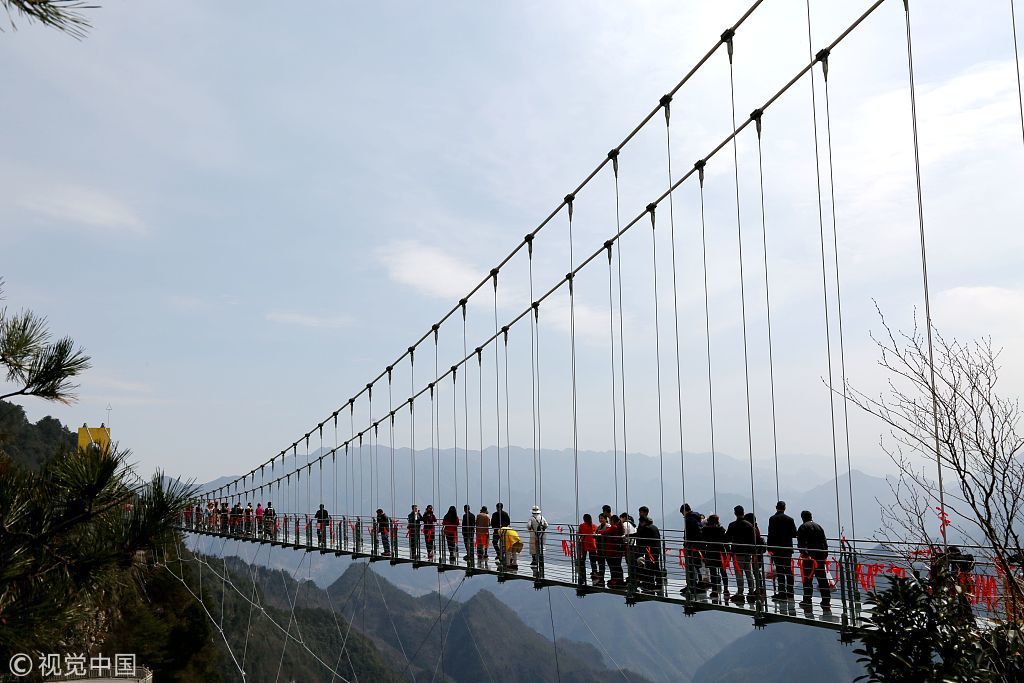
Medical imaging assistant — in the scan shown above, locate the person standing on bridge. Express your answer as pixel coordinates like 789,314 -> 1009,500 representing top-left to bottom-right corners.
527,505 -> 548,568
745,512 -> 767,599
767,501 -> 797,601
264,501 -> 277,540
577,513 -> 599,585
680,503 -> 705,596
476,506 -> 491,563
376,508 -> 392,556
422,504 -> 438,561
408,504 -> 422,560
600,514 -> 625,588
726,505 -> 756,605
442,505 -> 459,564
462,504 -> 476,564
491,503 -> 510,567
797,510 -> 831,610
255,502 -> 264,537
634,514 -> 662,591
315,503 -> 330,547
702,514 -> 728,599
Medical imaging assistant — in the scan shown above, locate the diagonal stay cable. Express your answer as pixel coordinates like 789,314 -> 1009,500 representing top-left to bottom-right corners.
397,576 -> 467,680
166,539 -> 247,680
330,560 -> 373,683
558,591 -> 630,683
178,545 -> 350,682
370,568 -> 413,676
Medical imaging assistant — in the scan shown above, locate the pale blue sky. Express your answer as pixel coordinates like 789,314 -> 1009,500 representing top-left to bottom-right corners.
2,1 -> 1021,485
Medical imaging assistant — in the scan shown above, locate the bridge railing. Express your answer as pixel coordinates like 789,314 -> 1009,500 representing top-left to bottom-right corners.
177,507 -> 1020,624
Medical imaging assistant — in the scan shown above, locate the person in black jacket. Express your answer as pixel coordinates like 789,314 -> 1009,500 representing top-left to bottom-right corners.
767,501 -> 797,600
314,504 -> 330,547
634,515 -> 662,591
725,505 -> 757,604
797,510 -> 831,609
407,505 -> 422,559
744,512 -> 767,598
461,504 -> 476,564
491,502 -> 511,566
702,514 -> 729,599
680,503 -> 705,594
376,509 -> 391,556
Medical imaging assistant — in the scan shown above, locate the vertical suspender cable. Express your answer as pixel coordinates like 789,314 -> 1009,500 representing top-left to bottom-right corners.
725,32 -> 758,518
453,368 -> 459,513
434,326 -> 441,507
697,162 -> 719,514
902,0 -> 947,546
333,416 -> 338,523
821,56 -> 859,552
388,368 -> 395,521
805,0 -> 845,540
534,303 -> 544,509
462,301 -> 470,505
751,111 -> 781,504
566,196 -> 581,525
503,327 -> 512,515
605,236 -> 619,514
662,97 -> 688,509
492,271 -> 502,508
1012,0 -> 1024,144
613,157 -> 630,516
410,351 -> 416,511
806,3 -> 850,625
647,200 -> 667,528
477,347 -> 484,506
528,240 -> 540,507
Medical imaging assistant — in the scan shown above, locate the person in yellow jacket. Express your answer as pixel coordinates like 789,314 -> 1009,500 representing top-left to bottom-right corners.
497,526 -> 524,569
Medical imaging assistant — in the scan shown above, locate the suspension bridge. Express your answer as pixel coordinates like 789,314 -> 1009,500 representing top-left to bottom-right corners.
162,0 -> 1024,679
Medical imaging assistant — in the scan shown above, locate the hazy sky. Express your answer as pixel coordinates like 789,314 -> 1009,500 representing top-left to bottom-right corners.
2,1 -> 1021,488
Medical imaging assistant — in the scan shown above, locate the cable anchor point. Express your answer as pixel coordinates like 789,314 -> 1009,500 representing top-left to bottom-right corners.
524,233 -> 534,257
490,269 -> 499,291
604,239 -> 614,263
647,203 -> 657,229
532,301 -> 540,321
564,193 -> 575,221
660,94 -> 672,124
694,159 -> 706,187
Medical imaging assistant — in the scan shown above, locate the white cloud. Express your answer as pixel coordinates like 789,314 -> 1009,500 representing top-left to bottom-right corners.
376,240 -> 485,300
18,184 -> 146,235
265,311 -> 352,329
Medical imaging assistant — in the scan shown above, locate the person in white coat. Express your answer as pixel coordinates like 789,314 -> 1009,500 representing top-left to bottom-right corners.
526,505 -> 549,566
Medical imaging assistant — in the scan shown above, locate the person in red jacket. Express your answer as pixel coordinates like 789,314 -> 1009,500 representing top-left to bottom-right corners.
577,513 -> 599,585
422,505 -> 438,561
599,514 -> 626,588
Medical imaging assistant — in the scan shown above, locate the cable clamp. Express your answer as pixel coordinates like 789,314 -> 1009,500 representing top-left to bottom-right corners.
604,239 -> 614,262
451,365 -> 458,379
721,28 -> 736,62
532,301 -> 540,320
564,193 -> 575,221
694,159 -> 706,186
816,48 -> 831,81
660,94 -> 672,124
490,268 -> 499,290
647,202 -> 657,229
386,366 -> 393,382
750,108 -> 764,137
608,148 -> 620,177
502,325 -> 509,344
476,347 -> 483,363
